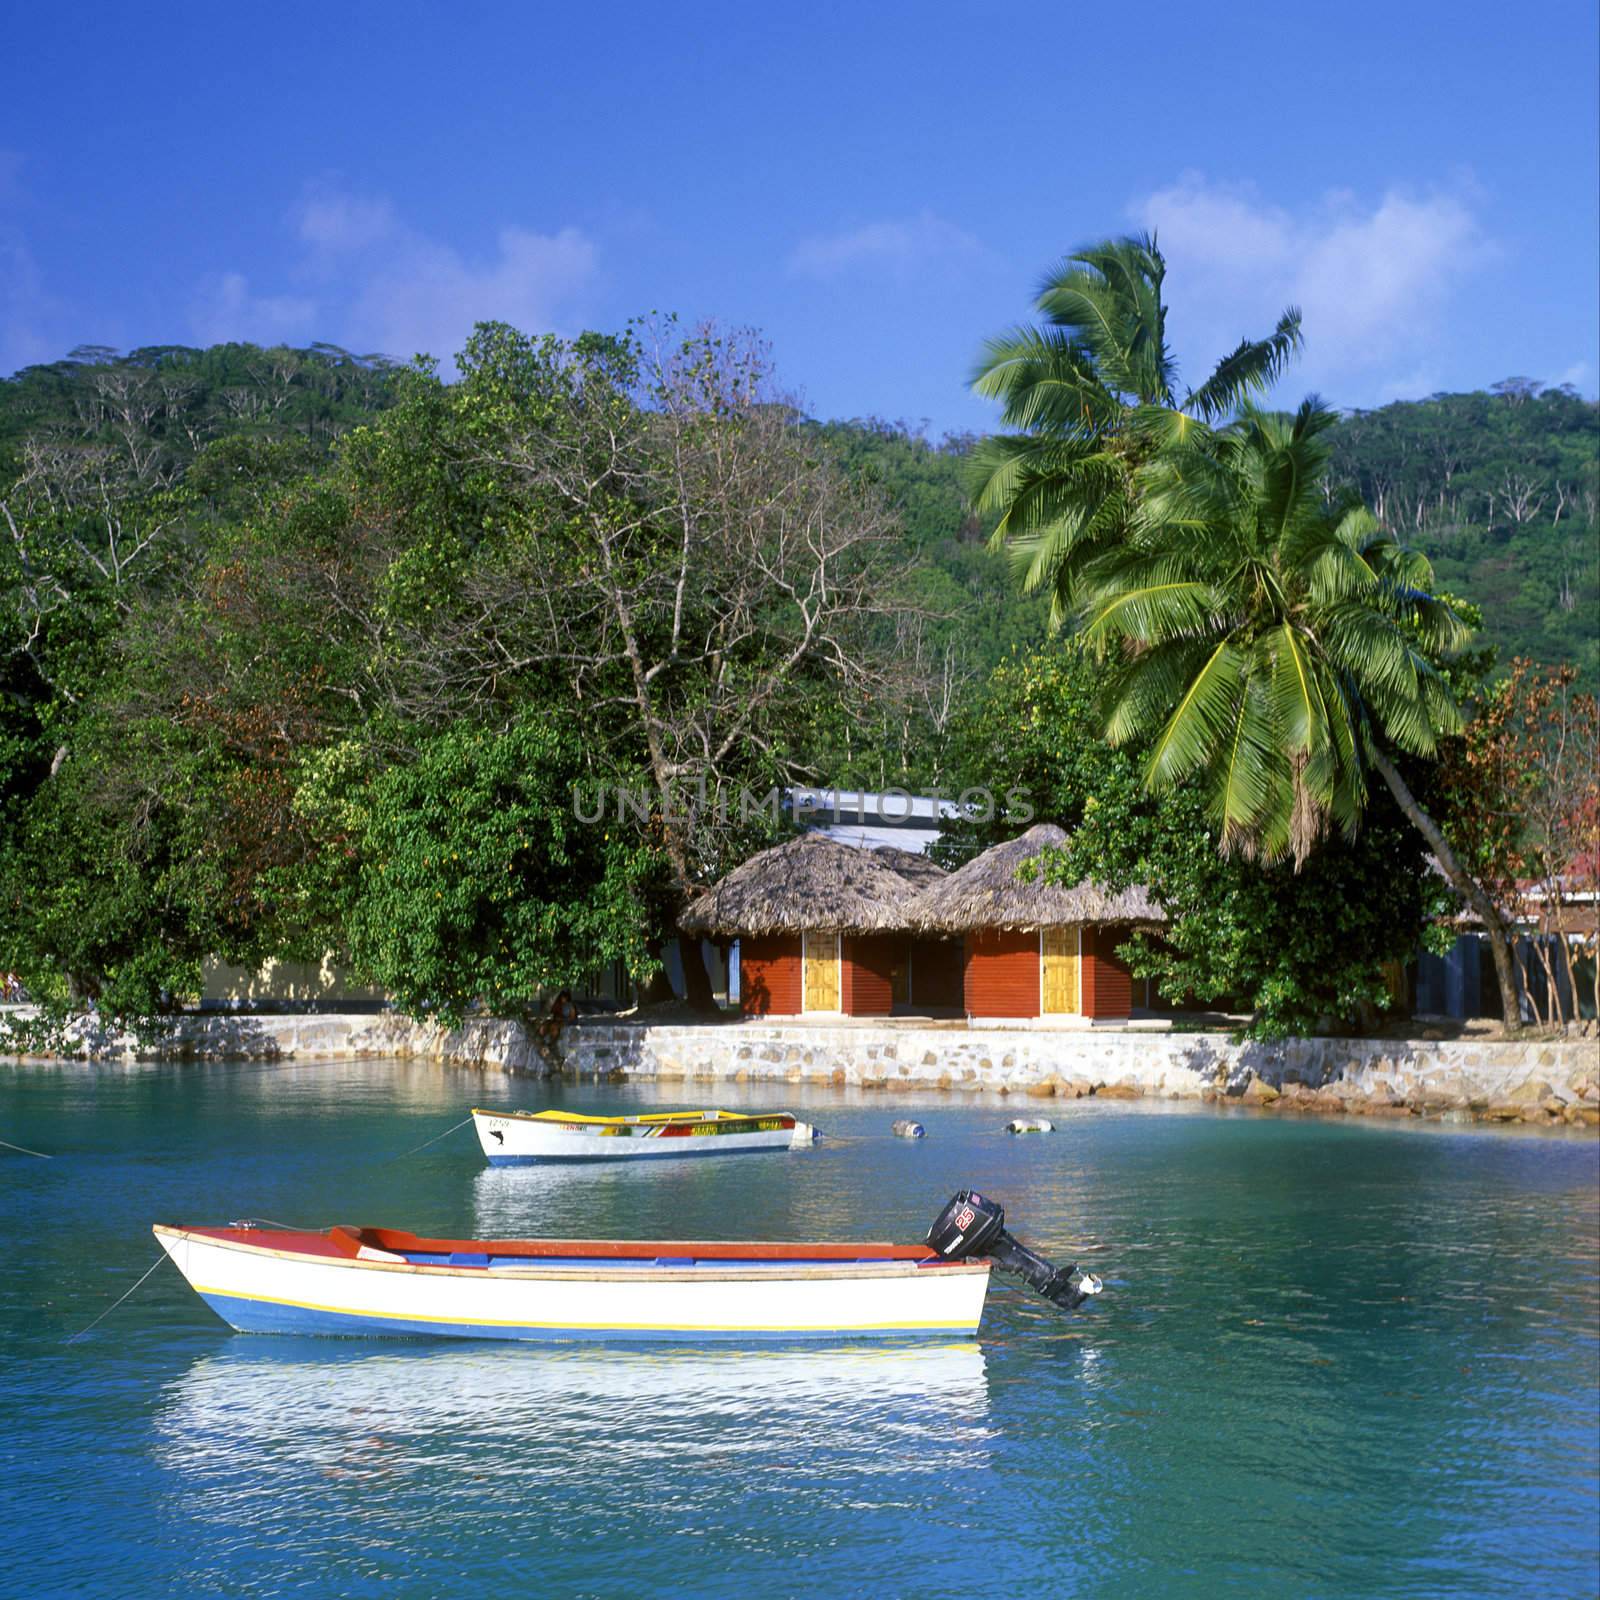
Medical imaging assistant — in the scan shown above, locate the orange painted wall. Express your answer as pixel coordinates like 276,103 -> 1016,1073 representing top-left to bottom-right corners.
740,933 -> 802,1016
1081,926 -> 1133,1019
842,935 -> 896,1016
963,929 -> 1040,1017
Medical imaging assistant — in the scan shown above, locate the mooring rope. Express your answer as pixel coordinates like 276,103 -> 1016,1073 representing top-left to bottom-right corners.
39,1114 -> 464,1352
818,1126 -> 1044,1145
49,1108 -> 1016,1352
379,1113 -> 475,1164
212,1118 -> 478,1236
0,1135 -> 53,1159
62,1253 -> 168,1345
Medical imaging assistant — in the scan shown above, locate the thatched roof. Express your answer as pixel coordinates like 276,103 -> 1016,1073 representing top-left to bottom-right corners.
679,834 -> 947,936
869,845 -> 948,891
907,823 -> 1163,933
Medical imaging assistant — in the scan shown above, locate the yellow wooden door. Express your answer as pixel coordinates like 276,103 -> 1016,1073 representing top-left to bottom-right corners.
803,931 -> 841,1012
1041,926 -> 1080,1014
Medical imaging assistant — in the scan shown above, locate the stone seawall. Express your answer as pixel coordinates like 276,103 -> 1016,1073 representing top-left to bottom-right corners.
0,1007 -> 550,1074
3,1007 -> 1594,1128
555,1022 -> 1599,1129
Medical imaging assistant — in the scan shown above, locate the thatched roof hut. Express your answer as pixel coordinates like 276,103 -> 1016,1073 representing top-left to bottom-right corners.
908,823 -> 1162,933
679,834 -> 945,936
869,845 -> 948,892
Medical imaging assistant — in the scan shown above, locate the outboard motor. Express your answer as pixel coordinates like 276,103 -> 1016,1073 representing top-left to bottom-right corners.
927,1189 -> 1103,1312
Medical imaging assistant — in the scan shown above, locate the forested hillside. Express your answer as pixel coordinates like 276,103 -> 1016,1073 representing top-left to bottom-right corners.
818,382 -> 1600,703
2,337 -> 1593,1026
1327,383 -> 1598,682
0,343 -> 401,467
3,345 -> 1592,694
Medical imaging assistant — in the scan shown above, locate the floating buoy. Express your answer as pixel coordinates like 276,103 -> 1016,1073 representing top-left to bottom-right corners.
1005,1118 -> 1054,1135
891,1119 -> 926,1139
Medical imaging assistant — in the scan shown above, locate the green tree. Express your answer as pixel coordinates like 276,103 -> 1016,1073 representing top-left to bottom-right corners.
0,710 -> 282,1017
1072,399 -> 1522,1026
940,643 -> 1454,1037
102,321 -> 912,1016
1325,384 -> 1599,688
325,719 -> 663,1025
323,321 -> 910,1010
967,233 -> 1300,623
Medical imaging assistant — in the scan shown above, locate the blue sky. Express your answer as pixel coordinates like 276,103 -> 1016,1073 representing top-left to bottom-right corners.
3,2 -> 1596,432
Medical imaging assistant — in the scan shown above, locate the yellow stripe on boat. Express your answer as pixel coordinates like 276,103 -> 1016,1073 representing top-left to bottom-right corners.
473,1108 -> 734,1126
190,1284 -> 973,1334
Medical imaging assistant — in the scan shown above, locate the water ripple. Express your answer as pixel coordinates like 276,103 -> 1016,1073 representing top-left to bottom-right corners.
2,1061 -> 1596,1599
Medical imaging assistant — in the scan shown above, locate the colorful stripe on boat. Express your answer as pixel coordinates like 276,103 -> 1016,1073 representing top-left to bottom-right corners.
195,1287 -> 975,1342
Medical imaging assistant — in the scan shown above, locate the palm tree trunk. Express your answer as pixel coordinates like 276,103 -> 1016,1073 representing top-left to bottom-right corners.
1367,745 -> 1523,1031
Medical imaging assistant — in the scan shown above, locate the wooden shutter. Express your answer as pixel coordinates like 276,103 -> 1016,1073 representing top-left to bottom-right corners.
1041,926 -> 1080,1014
803,931 -> 841,1012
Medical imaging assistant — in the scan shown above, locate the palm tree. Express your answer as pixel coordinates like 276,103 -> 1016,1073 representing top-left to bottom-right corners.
1074,399 -> 1523,1028
969,233 -> 1301,623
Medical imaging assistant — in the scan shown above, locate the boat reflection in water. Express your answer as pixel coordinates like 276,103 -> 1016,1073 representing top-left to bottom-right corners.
153,1339 -> 992,1506
467,1156 -> 777,1237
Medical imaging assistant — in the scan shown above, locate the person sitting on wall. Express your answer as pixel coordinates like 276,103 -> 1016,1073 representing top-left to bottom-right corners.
538,989 -> 579,1049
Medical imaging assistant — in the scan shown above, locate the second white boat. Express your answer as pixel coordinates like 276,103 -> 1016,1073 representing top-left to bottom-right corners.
472,1107 -> 818,1165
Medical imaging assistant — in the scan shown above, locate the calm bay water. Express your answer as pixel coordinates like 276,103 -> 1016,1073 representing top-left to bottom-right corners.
2,1059 -> 1597,1600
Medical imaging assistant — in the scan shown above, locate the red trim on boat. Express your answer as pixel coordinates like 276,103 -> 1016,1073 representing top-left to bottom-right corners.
652,1114 -> 795,1139
176,1224 -> 938,1264
178,1227 -> 358,1258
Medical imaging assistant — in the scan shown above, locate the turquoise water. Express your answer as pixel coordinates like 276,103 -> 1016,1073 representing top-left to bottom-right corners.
2,1059 -> 1597,1600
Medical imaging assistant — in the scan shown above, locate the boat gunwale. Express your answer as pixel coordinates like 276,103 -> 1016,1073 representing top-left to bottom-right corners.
153,1226 -> 991,1285
470,1107 -> 798,1129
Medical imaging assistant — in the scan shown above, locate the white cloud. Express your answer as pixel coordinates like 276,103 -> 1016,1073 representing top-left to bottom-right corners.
296,186 -> 398,253
0,150 -> 24,206
1129,174 -> 1490,401
190,184 -> 598,366
190,271 -> 317,347
351,225 -> 597,364
1,155 -> 63,374
789,210 -> 994,280
1552,359 -> 1592,392
1373,365 -> 1446,405
0,238 -> 57,373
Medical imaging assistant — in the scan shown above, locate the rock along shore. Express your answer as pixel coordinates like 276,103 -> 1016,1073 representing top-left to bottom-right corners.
3,1008 -> 1596,1131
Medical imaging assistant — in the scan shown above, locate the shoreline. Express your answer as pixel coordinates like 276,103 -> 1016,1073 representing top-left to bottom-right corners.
3,1008 -> 1595,1132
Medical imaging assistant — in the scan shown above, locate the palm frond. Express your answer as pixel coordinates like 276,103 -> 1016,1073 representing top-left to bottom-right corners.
1126,404 -> 1211,454
967,433 -> 1104,521
1102,637 -> 1220,745
1266,623 -> 1322,756
969,327 -> 1118,435
1144,640 -> 1247,790
1330,504 -> 1382,550
978,448 -> 1126,543
1183,310 -> 1303,420
969,237 -> 1482,872
1028,236 -> 1175,404
1082,580 -> 1222,648
1211,666 -> 1279,850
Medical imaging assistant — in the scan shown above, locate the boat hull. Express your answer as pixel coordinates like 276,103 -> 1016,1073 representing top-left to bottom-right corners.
472,1109 -> 816,1165
154,1227 -> 991,1344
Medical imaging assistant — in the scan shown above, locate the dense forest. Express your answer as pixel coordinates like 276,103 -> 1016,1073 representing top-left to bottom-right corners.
822,382 -> 1600,696
3,343 -> 1593,703
1328,383 -> 1598,681
0,341 -> 401,458
1,335 -> 1594,1030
